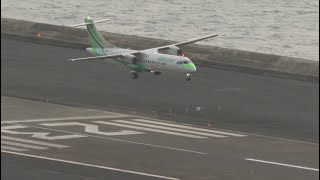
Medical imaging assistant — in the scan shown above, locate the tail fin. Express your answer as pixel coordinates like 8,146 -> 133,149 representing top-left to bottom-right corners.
81,17 -> 116,48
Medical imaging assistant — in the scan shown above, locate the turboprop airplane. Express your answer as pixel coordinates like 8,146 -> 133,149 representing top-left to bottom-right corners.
69,17 -> 218,81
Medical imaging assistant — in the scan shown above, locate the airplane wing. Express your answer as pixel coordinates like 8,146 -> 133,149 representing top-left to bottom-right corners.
68,34 -> 218,61
152,34 -> 218,51
69,51 -> 141,61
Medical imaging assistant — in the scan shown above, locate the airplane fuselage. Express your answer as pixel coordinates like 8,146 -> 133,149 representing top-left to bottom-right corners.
86,47 -> 196,73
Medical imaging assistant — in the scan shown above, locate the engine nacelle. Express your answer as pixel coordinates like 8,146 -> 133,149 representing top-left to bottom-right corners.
165,46 -> 184,56
123,54 -> 138,64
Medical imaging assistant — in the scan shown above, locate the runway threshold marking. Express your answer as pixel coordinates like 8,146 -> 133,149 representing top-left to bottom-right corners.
1,135 -> 68,152
95,121 -> 207,139
132,116 -> 319,145
1,150 -> 180,180
10,123 -> 207,155
113,120 -> 227,138
1,114 -> 130,124
245,158 -> 319,172
1,145 -> 27,152
1,136 -> 68,148
1,140 -> 49,150
132,119 -> 247,137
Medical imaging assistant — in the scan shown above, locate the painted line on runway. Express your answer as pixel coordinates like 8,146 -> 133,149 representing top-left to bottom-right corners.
15,123 -> 207,155
136,116 -> 319,146
95,121 -> 207,139
3,108 -> 317,145
245,158 -> 319,172
1,150 -> 180,180
1,145 -> 27,152
115,120 -> 227,138
1,140 -> 49,150
41,122 -> 144,136
1,136 -> 68,148
132,119 -> 246,137
1,114 -> 130,124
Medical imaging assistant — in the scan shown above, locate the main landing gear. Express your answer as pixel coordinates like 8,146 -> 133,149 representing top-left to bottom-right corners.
186,73 -> 192,81
131,71 -> 139,79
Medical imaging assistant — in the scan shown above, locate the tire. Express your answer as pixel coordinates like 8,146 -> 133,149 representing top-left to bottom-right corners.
131,72 -> 138,79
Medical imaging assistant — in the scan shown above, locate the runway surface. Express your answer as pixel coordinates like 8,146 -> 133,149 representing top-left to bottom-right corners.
1,96 -> 319,180
1,36 -> 319,179
1,37 -> 319,143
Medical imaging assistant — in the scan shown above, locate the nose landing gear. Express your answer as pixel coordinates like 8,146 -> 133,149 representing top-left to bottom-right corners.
186,73 -> 192,81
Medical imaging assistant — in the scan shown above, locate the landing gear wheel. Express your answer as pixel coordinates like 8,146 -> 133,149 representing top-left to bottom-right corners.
131,72 -> 139,79
154,72 -> 162,76
186,73 -> 192,81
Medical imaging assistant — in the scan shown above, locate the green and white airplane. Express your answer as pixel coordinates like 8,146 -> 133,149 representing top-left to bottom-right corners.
69,17 -> 218,81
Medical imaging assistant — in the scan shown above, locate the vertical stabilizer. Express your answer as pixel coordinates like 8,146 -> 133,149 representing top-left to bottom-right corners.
84,17 -> 116,48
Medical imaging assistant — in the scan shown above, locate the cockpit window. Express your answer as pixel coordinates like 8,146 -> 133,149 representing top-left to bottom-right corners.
177,61 -> 190,64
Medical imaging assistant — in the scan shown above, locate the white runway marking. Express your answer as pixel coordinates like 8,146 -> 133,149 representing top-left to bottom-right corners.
133,119 -> 247,137
15,123 -> 207,155
41,122 -> 144,136
1,140 -> 48,150
2,125 -> 86,140
135,117 -> 319,145
1,114 -> 130,124
95,121 -> 206,139
115,120 -> 227,138
245,158 -> 319,172
1,136 -> 68,148
1,145 -> 27,152
1,150 -> 180,180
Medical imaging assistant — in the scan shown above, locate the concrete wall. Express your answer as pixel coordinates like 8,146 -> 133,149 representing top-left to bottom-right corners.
1,18 -> 318,80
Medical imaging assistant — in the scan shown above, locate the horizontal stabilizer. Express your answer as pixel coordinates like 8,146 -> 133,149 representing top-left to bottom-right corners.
71,19 -> 111,27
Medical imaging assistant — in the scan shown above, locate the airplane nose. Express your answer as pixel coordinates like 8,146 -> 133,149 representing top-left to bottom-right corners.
192,63 -> 196,72
182,60 -> 196,72
188,63 -> 196,72
183,63 -> 196,72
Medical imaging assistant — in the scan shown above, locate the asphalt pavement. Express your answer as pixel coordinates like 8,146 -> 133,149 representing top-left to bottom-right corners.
1,36 -> 319,179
